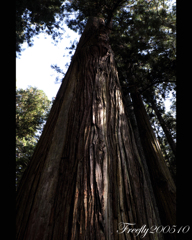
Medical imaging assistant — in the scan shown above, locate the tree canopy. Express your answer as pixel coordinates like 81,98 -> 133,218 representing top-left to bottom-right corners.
16,0 -> 65,54
16,87 -> 52,189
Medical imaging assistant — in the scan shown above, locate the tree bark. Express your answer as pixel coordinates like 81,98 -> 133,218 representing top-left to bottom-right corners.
131,88 -> 176,240
17,17 -> 165,240
123,92 -> 162,226
151,99 -> 176,156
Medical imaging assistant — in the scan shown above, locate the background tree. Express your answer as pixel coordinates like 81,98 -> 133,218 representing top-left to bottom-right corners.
107,0 -> 176,175
143,88 -> 176,182
16,87 -> 51,190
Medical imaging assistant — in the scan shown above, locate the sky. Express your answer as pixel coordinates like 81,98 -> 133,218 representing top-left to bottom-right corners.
16,26 -> 80,101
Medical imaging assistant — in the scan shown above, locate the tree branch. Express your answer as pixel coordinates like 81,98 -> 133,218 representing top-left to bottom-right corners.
105,0 -> 127,30
139,80 -> 176,94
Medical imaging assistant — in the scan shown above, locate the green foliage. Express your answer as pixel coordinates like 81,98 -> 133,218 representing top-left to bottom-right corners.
16,87 -> 52,190
16,0 -> 65,55
110,0 -> 176,91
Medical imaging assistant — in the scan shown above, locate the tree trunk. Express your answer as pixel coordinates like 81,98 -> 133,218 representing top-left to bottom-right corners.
131,88 -> 176,240
151,99 -> 176,156
17,17 -> 166,240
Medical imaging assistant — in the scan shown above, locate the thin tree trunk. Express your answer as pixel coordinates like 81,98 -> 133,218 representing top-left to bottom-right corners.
17,17 -> 165,240
151,99 -> 176,156
131,88 -> 176,240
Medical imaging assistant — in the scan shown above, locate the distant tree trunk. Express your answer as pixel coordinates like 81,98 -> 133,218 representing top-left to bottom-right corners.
131,88 -> 176,240
17,17 -> 170,240
151,99 -> 176,156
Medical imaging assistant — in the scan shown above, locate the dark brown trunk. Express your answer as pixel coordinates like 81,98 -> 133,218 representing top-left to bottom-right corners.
17,17 -> 166,240
131,88 -> 176,240
151,99 -> 176,156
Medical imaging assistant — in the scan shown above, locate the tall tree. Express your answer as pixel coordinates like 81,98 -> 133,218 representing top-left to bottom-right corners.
140,84 -> 176,181
142,90 -> 176,182
16,1 -> 176,240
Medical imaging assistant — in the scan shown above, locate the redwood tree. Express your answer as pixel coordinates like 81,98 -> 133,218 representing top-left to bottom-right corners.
16,1 -> 176,240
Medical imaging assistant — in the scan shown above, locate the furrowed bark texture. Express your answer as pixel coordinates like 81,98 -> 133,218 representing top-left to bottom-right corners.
16,17 -> 165,240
